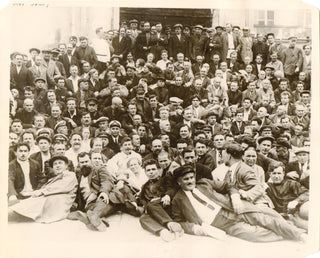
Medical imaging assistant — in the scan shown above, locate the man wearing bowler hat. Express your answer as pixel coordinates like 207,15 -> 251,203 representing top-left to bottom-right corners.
26,48 -> 40,68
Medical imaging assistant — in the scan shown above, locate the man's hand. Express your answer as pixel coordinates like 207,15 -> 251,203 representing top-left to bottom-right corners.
238,189 -> 248,200
287,200 -> 299,211
9,195 -> 17,202
98,192 -> 109,204
161,195 -> 171,207
231,194 -> 244,214
193,224 -> 207,236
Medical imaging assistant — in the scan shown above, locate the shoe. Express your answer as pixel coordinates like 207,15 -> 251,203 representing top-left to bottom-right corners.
67,211 -> 90,225
87,210 -> 107,232
160,229 -> 175,242
101,217 -> 110,227
167,222 -> 183,233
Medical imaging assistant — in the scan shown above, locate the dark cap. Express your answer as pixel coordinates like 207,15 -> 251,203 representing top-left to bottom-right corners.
173,165 -> 195,181
111,54 -> 121,61
29,48 -> 40,54
257,136 -> 274,144
86,97 -> 98,104
51,48 -> 60,55
69,36 -> 77,40
36,135 -> 51,143
275,138 -> 291,149
129,19 -> 138,24
260,125 -> 272,132
126,64 -> 136,70
48,155 -> 69,167
202,125 -> 212,132
96,116 -> 109,123
42,49 -> 51,54
265,64 -> 275,70
233,25 -> 240,30
215,25 -> 223,30
288,36 -> 298,40
97,132 -> 109,138
54,120 -> 67,131
79,36 -> 88,41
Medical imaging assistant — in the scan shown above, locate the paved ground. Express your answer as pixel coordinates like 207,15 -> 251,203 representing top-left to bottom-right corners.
3,212 -> 311,258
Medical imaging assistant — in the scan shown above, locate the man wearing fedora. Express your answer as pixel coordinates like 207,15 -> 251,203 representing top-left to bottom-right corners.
171,164 -> 306,242
26,48 -> 40,68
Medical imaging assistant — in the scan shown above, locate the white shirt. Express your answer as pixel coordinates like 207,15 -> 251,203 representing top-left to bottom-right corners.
68,75 -> 80,92
156,60 -> 170,71
17,159 -> 33,193
106,151 -> 142,178
16,66 -> 22,74
65,148 -> 82,167
184,188 -> 221,224
41,152 -> 51,172
227,33 -> 235,49
80,175 -> 91,200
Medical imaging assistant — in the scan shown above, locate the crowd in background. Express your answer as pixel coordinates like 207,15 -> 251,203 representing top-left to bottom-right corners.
8,19 -> 311,242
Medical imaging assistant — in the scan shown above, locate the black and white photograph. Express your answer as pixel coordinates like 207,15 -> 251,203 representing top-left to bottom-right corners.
1,1 -> 319,257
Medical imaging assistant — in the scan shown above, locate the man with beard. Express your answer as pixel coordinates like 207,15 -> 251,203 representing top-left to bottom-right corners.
135,21 -> 152,60
69,151 -> 142,231
275,138 -> 292,166
143,138 -> 164,163
65,133 -> 84,168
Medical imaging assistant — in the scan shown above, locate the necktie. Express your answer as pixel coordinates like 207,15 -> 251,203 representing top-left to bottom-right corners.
217,150 -> 223,164
192,190 -> 215,211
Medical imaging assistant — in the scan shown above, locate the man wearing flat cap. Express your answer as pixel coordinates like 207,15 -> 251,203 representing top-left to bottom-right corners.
286,147 -> 310,188
168,24 -> 187,60
190,25 -> 206,62
171,164 -> 306,242
283,36 -> 303,83
73,36 -> 98,68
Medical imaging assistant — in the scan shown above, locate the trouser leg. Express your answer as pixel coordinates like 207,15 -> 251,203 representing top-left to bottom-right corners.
211,210 -> 282,242
86,199 -> 118,218
146,200 -> 173,227
241,212 -> 304,241
139,214 -> 166,236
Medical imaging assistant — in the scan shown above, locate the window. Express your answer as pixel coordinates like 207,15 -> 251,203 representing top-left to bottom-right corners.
257,10 -> 274,26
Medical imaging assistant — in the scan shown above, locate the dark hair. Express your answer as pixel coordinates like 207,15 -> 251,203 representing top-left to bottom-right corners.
224,142 -> 243,159
77,151 -> 90,161
267,162 -> 285,174
176,138 -> 188,145
194,138 -> 209,147
143,158 -> 159,169
14,142 -> 31,152
182,146 -> 195,157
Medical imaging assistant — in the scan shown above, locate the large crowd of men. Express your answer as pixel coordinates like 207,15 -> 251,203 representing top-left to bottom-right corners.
8,19 -> 311,243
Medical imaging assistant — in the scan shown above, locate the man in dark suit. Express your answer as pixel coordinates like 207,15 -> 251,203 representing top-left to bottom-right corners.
10,53 -> 34,94
252,34 -> 269,65
135,21 -> 152,60
59,43 -> 79,77
106,120 -> 124,154
72,111 -> 97,138
171,165 -> 306,242
230,108 -> 247,136
73,36 -> 98,68
112,27 -> 132,62
149,22 -> 168,62
8,142 -> 45,203
30,135 -> 52,173
285,147 -> 310,187
26,48 -> 40,68
168,24 -> 187,60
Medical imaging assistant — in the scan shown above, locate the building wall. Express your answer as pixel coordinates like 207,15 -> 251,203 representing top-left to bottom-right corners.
9,6 -> 119,56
